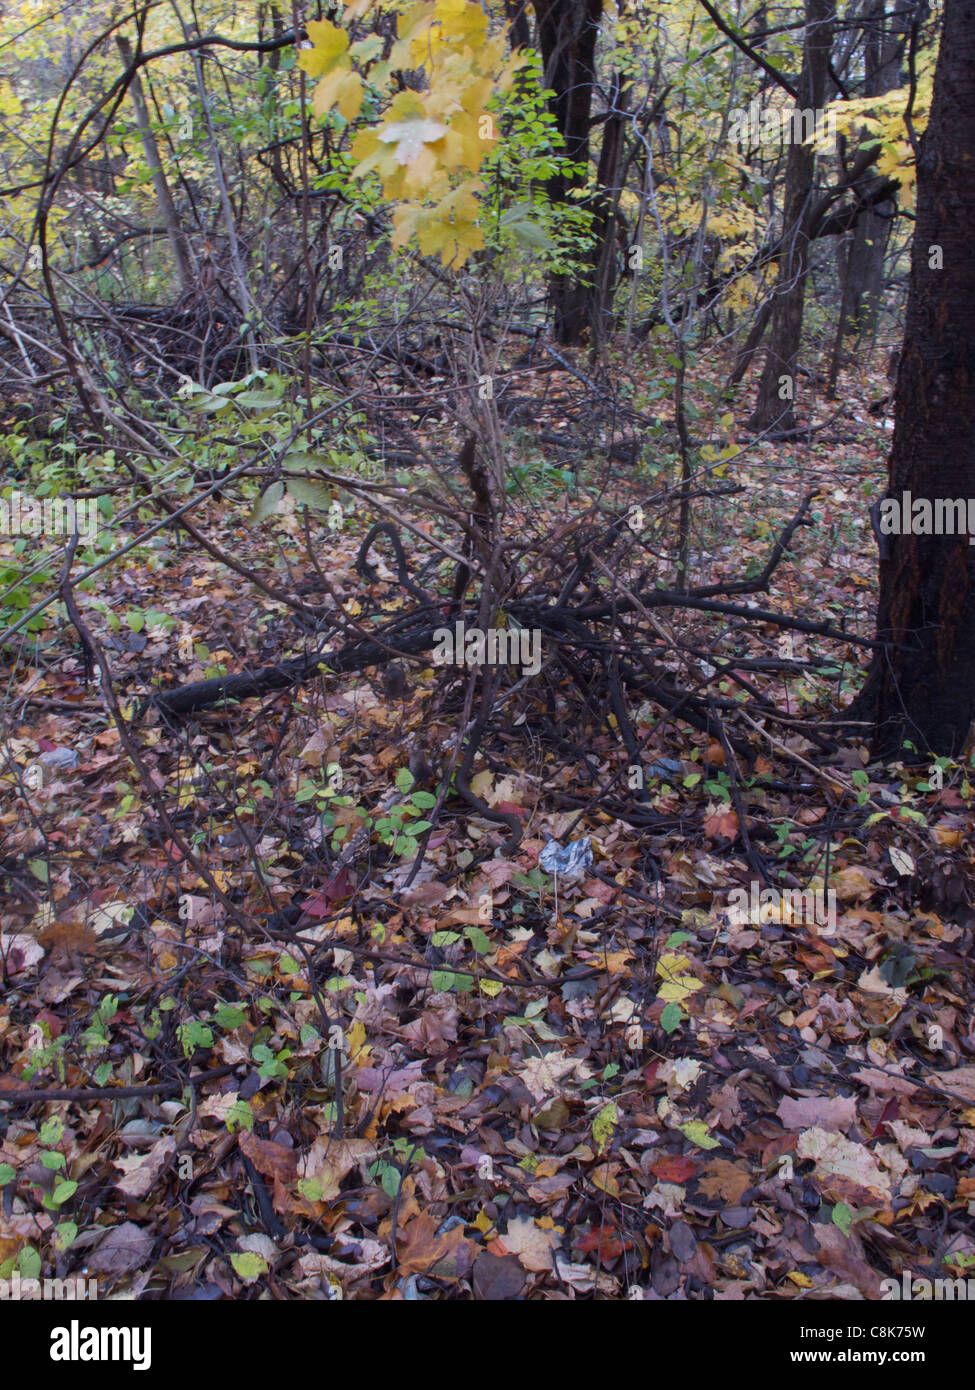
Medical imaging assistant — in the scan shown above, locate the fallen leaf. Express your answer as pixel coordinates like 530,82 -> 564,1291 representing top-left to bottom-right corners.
498,1216 -> 561,1272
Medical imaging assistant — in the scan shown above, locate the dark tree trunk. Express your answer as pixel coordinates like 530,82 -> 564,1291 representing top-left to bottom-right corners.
854,0 -> 975,758
531,0 -> 603,345
503,0 -> 531,52
586,74 -> 629,348
839,3 -> 907,338
747,0 -> 834,431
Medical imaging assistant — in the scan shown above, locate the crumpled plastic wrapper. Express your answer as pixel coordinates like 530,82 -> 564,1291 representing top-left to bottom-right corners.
538,837 -> 593,883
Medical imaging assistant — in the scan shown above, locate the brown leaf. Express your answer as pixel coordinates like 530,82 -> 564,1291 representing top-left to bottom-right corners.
238,1130 -> 298,1184
498,1216 -> 561,1272
777,1095 -> 857,1131
88,1221 -> 154,1275
703,808 -> 739,841
472,1252 -> 526,1300
697,1158 -> 752,1203
113,1138 -> 177,1198
395,1213 -> 476,1280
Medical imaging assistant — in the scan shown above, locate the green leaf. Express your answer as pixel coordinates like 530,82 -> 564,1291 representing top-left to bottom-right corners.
214,1003 -> 248,1030
395,766 -> 415,793
410,790 -> 437,808
832,1202 -> 854,1234
282,451 -> 330,472
51,1179 -> 78,1206
235,390 -> 281,409
660,1001 -> 684,1034
431,930 -> 460,947
0,1164 -> 15,1186
40,1117 -> 64,1146
431,970 -> 457,992
188,392 -> 233,414
230,1252 -> 268,1282
381,1165 -> 402,1198
226,1101 -> 254,1132
592,1101 -> 618,1153
286,478 -> 332,511
249,481 -> 284,524
53,1221 -> 78,1253
464,926 -> 491,955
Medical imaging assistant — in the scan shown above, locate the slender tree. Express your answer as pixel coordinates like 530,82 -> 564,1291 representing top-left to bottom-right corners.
747,0 -> 834,432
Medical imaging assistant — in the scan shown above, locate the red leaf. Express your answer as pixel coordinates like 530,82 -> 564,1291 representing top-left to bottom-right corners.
572,1223 -> 630,1265
649,1154 -> 698,1183
302,866 -> 352,917
643,1060 -> 662,1087
869,1098 -> 899,1140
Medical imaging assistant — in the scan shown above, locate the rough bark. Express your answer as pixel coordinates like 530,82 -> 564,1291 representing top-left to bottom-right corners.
854,0 -> 975,757
531,0 -> 603,345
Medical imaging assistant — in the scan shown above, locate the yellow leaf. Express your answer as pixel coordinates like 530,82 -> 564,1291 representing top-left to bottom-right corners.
678,1120 -> 720,1149
299,20 -> 350,78
379,113 -> 449,166
591,1163 -> 619,1197
655,951 -> 704,1003
312,68 -> 364,122
592,1101 -> 618,1153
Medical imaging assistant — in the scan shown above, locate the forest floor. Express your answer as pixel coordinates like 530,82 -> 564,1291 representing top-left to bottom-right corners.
1,346 -> 973,1301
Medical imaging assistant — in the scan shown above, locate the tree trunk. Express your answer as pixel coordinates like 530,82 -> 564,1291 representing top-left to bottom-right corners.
586,74 -> 629,349
531,0 -> 603,346
115,35 -> 195,294
839,3 -> 907,338
855,0 -> 975,758
747,0 -> 833,431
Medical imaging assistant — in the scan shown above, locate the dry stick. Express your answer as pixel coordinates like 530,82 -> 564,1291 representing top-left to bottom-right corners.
735,706 -> 853,800
0,1064 -> 241,1107
690,491 -> 816,599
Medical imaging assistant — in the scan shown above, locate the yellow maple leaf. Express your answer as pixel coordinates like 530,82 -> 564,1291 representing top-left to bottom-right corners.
312,68 -> 364,122
379,113 -> 448,166
299,20 -> 350,79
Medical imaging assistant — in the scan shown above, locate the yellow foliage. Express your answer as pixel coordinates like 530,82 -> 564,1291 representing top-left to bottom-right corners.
301,0 -> 525,267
